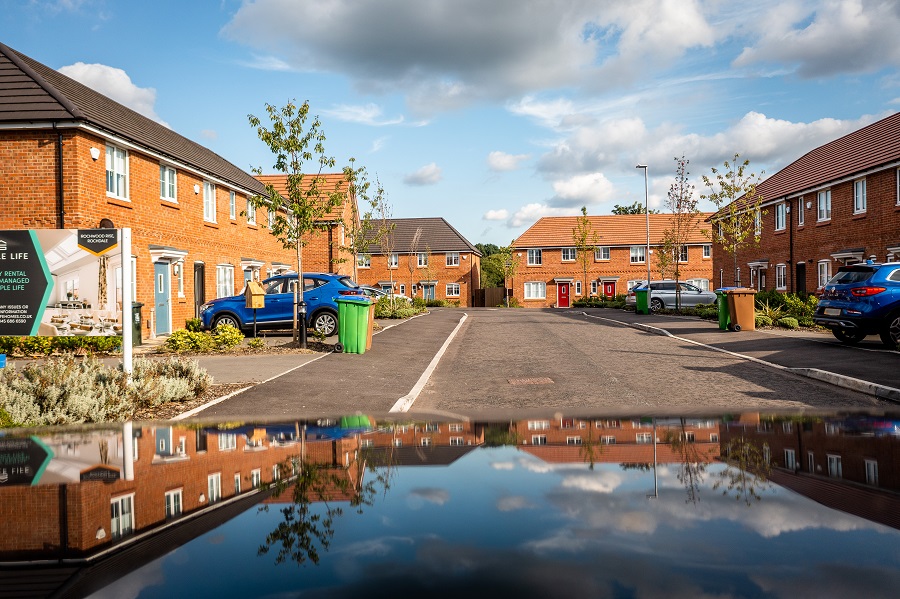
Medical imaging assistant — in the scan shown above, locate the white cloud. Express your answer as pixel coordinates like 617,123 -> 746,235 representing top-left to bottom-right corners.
370,136 -> 389,153
490,461 -> 515,470
487,151 -> 531,172
497,496 -> 534,512
549,173 -> 616,208
560,472 -> 623,494
483,209 -> 509,221
236,54 -> 293,72
509,203 -> 571,228
58,62 -> 169,126
200,129 -> 218,140
403,163 -> 443,186
322,103 -> 405,126
408,487 -> 450,506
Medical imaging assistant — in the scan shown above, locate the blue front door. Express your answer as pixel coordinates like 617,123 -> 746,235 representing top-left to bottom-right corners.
154,261 -> 171,335
424,285 -> 435,300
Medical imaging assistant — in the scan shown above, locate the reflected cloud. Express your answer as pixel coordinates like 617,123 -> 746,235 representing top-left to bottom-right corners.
408,487 -> 450,507
497,496 -> 535,512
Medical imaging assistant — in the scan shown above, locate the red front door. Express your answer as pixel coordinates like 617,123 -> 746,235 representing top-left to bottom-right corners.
558,283 -> 570,308
603,281 -> 616,298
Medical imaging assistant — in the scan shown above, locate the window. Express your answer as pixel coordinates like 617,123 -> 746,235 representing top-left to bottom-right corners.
250,469 -> 261,488
268,209 -> 276,228
110,494 -> 134,540
203,181 -> 216,222
630,246 -> 645,263
574,281 -> 582,295
782,422 -> 792,433
854,178 -> 867,213
399,284 -> 405,295
591,281 -> 598,295
817,260 -> 831,288
208,473 -> 222,503
106,144 -> 128,199
678,245 -> 688,263
246,198 -> 256,225
446,252 -> 460,266
165,489 -> 182,519
865,459 -> 878,486
273,465 -> 280,481
754,210 -> 761,236
710,433 -> 719,443
702,244 -> 711,259
897,169 -> 900,205
595,246 -> 610,261
775,203 -> 786,230
229,191 -> 236,219
602,436 -> 616,444
808,451 -> 815,472
561,248 -> 576,261
357,254 -> 371,268
218,433 -> 237,451
527,249 -> 542,266
417,253 -> 428,267
160,165 -> 177,201
827,454 -> 842,479
531,435 -> 547,445
446,283 -> 460,297
450,437 -> 464,446
784,449 -> 796,470
174,262 -> 184,297
687,278 -> 709,291
388,253 -> 398,268
449,423 -> 464,432
216,264 -> 234,298
566,436 -> 582,445
636,433 -> 652,444
393,438 -> 402,448
775,264 -> 786,290
798,198 -> 805,226
627,280 -> 643,291
528,420 -> 550,430
234,473 -> 241,494
817,190 -> 831,221
523,281 -> 546,299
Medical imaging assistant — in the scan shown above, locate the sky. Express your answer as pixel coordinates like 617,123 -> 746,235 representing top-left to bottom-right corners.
3,0 -> 900,246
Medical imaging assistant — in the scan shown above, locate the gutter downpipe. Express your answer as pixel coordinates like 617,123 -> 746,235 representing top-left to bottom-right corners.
55,122 -> 65,229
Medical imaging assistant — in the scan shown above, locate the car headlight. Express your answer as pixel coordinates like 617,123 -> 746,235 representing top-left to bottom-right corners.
199,303 -> 212,313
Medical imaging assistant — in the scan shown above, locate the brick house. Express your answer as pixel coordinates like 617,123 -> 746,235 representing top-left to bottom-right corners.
512,214 -> 713,308
711,111 -> 900,293
355,217 -> 482,306
0,42 -> 348,339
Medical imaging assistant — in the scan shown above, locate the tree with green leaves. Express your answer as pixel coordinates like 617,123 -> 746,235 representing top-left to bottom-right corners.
701,153 -> 765,287
572,206 -> 600,298
613,201 -> 660,215
341,159 -> 384,283
406,227 -> 423,299
373,182 -> 397,307
661,156 -> 701,309
480,254 -> 504,288
475,242 -> 500,257
496,245 -> 519,307
249,100 -> 345,347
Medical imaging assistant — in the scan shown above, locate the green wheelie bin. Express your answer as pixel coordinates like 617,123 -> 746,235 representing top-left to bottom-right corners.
335,296 -> 372,354
714,288 -> 734,331
635,287 -> 650,315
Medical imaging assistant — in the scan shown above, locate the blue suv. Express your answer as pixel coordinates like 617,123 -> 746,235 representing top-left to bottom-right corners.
199,272 -> 362,336
814,262 -> 900,347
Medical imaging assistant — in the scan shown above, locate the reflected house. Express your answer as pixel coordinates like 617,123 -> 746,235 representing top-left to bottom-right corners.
358,420 -> 484,466
515,417 -> 721,464
720,415 -> 900,530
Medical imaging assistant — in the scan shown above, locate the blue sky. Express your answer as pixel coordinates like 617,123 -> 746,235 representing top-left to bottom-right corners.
3,0 -> 899,245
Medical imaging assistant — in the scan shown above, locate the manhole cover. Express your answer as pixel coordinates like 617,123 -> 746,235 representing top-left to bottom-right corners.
508,377 -> 554,385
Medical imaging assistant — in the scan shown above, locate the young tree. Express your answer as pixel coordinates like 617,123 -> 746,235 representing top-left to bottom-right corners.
701,154 -> 765,287
406,227 -> 423,299
373,182 -> 397,307
496,244 -> 519,307
613,201 -> 660,215
342,160 -> 383,283
662,156 -> 701,309
572,206 -> 600,298
248,100 -> 345,347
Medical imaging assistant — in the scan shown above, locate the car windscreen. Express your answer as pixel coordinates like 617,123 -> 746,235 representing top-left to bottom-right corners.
829,267 -> 875,285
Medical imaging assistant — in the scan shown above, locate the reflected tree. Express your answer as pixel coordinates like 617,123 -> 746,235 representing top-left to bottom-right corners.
714,437 -> 773,505
664,418 -> 708,504
579,420 -> 602,470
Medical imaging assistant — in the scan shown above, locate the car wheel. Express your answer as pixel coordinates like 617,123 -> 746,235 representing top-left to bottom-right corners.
212,314 -> 241,330
879,313 -> 900,348
832,328 -> 867,345
650,298 -> 664,312
312,311 -> 338,337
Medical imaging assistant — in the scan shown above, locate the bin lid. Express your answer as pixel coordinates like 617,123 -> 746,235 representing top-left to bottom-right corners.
725,287 -> 756,294
336,296 -> 371,305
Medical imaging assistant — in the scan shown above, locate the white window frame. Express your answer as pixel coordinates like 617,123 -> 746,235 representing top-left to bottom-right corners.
208,473 -> 222,503
110,493 -> 135,540
216,264 -> 234,299
229,191 -> 236,219
417,253 -> 428,267
853,178 -> 867,214
527,249 -> 542,266
268,209 -> 276,228
106,144 -> 129,200
165,489 -> 182,519
399,284 -> 405,295
678,245 -> 688,263
817,260 -> 831,288
702,244 -> 711,259
808,451 -> 815,473
218,433 -> 237,451
531,435 -> 547,445
527,420 -> 549,430
561,247 -> 576,262
754,210 -> 761,236
448,423 -> 464,432
636,433 -> 652,444
595,246 -> 610,261
630,246 -> 646,264
446,252 -> 460,266
523,281 -> 546,300
686,278 -> 709,291
234,473 -> 241,494
388,253 -> 398,268
251,469 -> 261,488
784,449 -> 796,471
574,280 -> 582,295
602,435 -> 616,444
817,190 -> 831,221
566,436 -> 582,445
160,164 -> 177,202
798,198 -> 805,226
357,254 -> 371,268
246,198 -> 256,225
590,281 -> 598,295
627,279 -> 644,291
775,264 -> 786,290
446,283 -> 460,297
449,436 -> 464,446
174,261 -> 184,297
775,202 -> 786,231
827,454 -> 842,479
865,459 -> 878,486
203,181 -> 216,223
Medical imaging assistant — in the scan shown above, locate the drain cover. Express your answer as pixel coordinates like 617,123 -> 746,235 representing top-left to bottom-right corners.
508,377 -> 554,385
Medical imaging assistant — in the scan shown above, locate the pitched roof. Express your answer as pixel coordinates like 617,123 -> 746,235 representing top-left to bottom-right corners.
366,217 -> 481,255
513,213 -> 712,248
254,173 -> 353,221
0,42 -> 265,196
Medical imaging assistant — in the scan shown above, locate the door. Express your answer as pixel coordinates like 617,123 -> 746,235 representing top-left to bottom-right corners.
603,281 -> 616,298
193,263 -> 205,319
423,285 -> 435,300
796,262 -> 807,294
154,261 -> 171,335
557,282 -> 570,308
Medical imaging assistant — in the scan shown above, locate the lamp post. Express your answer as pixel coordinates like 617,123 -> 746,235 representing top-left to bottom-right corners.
635,165 -> 651,287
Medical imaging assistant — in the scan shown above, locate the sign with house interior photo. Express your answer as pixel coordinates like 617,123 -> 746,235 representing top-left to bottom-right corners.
0,229 -> 124,337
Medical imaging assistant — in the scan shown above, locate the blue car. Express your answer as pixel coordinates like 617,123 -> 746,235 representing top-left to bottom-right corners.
814,262 -> 900,347
199,272 -> 362,336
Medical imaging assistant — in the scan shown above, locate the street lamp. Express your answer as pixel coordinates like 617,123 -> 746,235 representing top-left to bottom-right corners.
635,165 -> 651,288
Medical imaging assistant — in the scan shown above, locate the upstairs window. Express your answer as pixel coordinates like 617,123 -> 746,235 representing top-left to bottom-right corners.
630,246 -> 645,264
417,253 -> 428,267
678,245 -> 688,263
246,198 -> 256,225
775,202 -> 786,230
160,165 -> 177,201
229,191 -> 236,219
817,190 -> 831,221
561,248 -> 576,261
106,144 -> 128,199
357,254 -> 371,268
446,252 -> 460,266
203,181 -> 216,222
854,178 -> 867,213
595,246 -> 610,261
527,249 -> 542,266
388,253 -> 398,268
702,244 -> 711,259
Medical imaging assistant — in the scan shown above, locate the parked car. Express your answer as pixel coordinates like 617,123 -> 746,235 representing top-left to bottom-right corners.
814,262 -> 900,347
199,272 -> 362,336
359,285 -> 412,303
625,280 -> 717,311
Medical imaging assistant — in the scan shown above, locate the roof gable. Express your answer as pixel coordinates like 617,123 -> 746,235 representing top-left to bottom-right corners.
366,217 -> 480,255
513,213 -> 712,248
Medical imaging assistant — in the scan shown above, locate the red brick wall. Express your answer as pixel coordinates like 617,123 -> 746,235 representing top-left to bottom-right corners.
355,251 -> 481,306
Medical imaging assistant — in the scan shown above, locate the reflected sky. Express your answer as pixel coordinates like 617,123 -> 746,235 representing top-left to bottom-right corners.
91,446 -> 900,599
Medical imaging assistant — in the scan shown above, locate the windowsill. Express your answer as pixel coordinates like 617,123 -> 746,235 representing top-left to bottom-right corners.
851,212 -> 867,219
816,220 -> 831,226
161,200 -> 180,209
774,229 -> 786,235
107,197 -> 133,209
204,222 -> 219,229
247,223 -> 258,229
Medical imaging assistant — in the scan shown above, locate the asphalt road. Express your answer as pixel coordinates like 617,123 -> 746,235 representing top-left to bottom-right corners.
191,308 -> 895,419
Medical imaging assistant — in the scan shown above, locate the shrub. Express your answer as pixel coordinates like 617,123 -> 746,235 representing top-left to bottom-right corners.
185,318 -> 203,332
248,337 -> 266,350
374,296 -> 427,319
781,293 -> 818,320
755,315 -> 773,328
0,336 -> 21,355
20,336 -> 52,356
777,317 -> 799,329
755,300 -> 785,321
128,356 -> 210,405
212,324 -> 244,350
412,297 -> 427,310
165,329 -> 214,353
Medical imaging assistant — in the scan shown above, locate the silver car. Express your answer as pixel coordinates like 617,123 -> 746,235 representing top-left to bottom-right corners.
626,280 -> 717,311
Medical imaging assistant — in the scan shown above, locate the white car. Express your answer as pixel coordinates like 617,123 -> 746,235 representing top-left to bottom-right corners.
625,280 -> 717,311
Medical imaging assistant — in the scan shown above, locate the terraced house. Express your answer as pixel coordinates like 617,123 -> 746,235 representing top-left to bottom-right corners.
711,111 -> 900,293
0,42 -> 347,339
356,217 -> 481,306
512,214 -> 713,308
